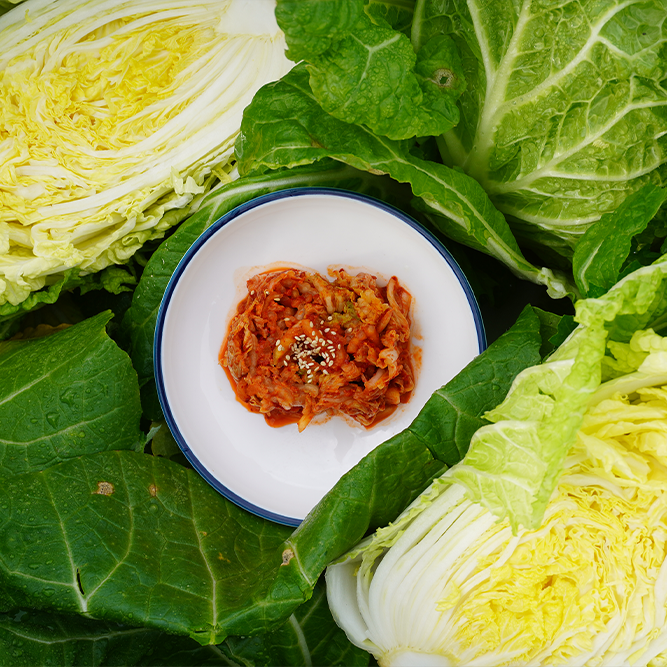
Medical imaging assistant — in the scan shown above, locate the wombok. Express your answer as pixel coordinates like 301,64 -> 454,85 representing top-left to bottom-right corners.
0,0 -> 291,307
412,0 -> 667,258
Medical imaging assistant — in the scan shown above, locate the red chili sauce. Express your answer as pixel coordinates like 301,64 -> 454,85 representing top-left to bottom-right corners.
220,268 -> 414,432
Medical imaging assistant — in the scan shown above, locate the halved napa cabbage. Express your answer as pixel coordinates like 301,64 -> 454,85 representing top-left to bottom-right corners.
328,369 -> 667,666
0,0 -> 292,306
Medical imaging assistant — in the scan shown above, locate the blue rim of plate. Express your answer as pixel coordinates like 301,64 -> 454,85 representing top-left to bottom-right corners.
154,187 -> 487,526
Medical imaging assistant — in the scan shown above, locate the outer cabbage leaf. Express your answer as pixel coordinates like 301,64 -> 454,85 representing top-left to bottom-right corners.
236,63 -> 572,298
0,450 -> 294,645
0,582 -> 368,667
275,0 -> 464,140
220,582 -> 369,667
0,610 -> 228,667
573,184 -> 667,297
0,312 -> 142,477
414,0 -> 667,254
448,255 -> 667,530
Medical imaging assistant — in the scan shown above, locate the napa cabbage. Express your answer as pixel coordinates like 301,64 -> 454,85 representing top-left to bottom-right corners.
327,404 -> 667,666
412,0 -> 667,258
326,257 -> 667,666
0,0 -> 292,308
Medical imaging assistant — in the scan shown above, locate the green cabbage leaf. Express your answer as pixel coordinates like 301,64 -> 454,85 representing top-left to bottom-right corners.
573,183 -> 667,297
275,0 -> 465,141
414,0 -> 667,255
449,255 -> 667,530
0,312 -> 143,476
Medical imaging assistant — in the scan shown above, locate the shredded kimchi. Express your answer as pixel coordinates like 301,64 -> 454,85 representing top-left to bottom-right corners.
220,268 -> 414,432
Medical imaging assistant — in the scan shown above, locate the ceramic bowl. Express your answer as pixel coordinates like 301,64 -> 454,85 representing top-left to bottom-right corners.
154,188 -> 485,526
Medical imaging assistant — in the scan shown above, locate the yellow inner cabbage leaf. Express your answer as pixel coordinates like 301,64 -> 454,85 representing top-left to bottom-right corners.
436,388 -> 667,665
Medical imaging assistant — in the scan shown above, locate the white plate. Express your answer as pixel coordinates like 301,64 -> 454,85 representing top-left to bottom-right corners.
155,188 -> 485,525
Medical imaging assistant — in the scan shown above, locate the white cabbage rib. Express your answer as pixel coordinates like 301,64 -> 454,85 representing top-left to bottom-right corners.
0,0 -> 292,305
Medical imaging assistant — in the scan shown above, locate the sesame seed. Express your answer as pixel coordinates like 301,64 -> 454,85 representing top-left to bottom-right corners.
286,355 -> 291,360
323,370 -> 329,375
328,360 -> 334,367
275,340 -> 280,346
324,328 -> 330,333
278,345 -> 283,351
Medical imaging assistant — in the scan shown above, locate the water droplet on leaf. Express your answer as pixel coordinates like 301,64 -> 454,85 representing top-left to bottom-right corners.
60,388 -> 76,408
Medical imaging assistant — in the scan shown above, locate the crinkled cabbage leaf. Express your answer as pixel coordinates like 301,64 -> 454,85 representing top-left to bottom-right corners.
450,256 -> 667,530
275,0 -> 465,141
414,0 -> 667,255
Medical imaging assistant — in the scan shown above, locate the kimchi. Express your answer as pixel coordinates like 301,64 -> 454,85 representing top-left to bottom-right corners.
220,268 -> 415,432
